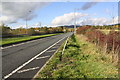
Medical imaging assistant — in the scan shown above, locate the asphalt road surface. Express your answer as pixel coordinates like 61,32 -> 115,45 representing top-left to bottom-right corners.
2,32 -> 73,80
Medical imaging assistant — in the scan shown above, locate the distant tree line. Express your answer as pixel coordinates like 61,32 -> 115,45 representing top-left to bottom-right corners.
0,24 -> 74,38
85,24 -> 119,29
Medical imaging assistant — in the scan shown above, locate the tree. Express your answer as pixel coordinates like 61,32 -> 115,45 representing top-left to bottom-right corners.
0,24 -> 11,35
27,28 -> 36,35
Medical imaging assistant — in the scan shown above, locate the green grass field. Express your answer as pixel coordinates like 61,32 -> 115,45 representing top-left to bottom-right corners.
35,34 -> 118,79
0,33 -> 60,45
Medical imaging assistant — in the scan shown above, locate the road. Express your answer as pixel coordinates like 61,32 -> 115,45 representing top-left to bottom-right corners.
2,32 -> 73,79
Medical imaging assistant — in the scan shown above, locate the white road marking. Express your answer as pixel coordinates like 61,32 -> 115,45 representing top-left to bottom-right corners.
52,46 -> 58,48
15,43 -> 25,46
3,36 -> 66,79
17,67 -> 39,73
12,45 -> 16,46
1,39 -> 43,50
36,56 -> 50,60
33,49 -> 59,79
1,47 -> 3,49
46,50 -> 56,52
1,46 -> 13,49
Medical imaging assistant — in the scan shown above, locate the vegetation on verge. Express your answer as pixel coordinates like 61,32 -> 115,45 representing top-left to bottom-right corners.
35,34 -> 118,79
77,26 -> 120,63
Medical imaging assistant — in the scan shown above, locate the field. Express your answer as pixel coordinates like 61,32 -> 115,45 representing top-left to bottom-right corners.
77,26 -> 120,63
35,34 -> 118,79
99,29 -> 120,34
1,33 -> 60,46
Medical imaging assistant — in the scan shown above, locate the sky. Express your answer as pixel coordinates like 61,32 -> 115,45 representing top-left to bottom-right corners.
0,0 -> 119,29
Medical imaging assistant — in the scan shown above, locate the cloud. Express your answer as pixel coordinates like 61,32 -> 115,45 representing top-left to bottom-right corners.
51,12 -> 119,26
113,16 -> 120,24
1,0 -> 117,2
81,2 -> 98,10
0,16 -> 17,24
33,22 -> 41,27
82,17 -> 109,25
16,22 -> 42,29
51,11 -> 119,26
0,2 -> 49,24
80,16 -> 119,25
1,0 -> 57,2
51,12 -> 88,26
81,0 -> 112,10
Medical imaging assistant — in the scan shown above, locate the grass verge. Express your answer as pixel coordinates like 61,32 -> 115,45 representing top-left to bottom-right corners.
35,34 -> 118,79
1,33 -> 61,46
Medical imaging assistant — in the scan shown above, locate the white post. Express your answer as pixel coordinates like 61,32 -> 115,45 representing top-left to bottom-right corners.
62,37 -> 69,55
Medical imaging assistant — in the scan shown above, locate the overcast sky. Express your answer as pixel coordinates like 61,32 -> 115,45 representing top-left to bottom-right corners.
0,0 -> 119,29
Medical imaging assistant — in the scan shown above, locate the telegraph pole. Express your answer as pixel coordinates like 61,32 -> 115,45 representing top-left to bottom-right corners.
26,17 -> 27,34
112,5 -> 115,25
26,10 -> 31,34
39,22 -> 41,27
74,8 -> 76,34
74,8 -> 80,34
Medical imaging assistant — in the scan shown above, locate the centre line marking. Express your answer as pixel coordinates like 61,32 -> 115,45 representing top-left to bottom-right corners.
17,67 -> 39,73
1,46 -> 13,49
3,36 -> 66,79
1,38 -> 41,50
36,55 -> 50,60
1,47 -> 3,49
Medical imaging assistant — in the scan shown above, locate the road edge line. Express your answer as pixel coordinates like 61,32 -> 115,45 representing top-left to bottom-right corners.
3,36 -> 66,79
32,49 -> 59,80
